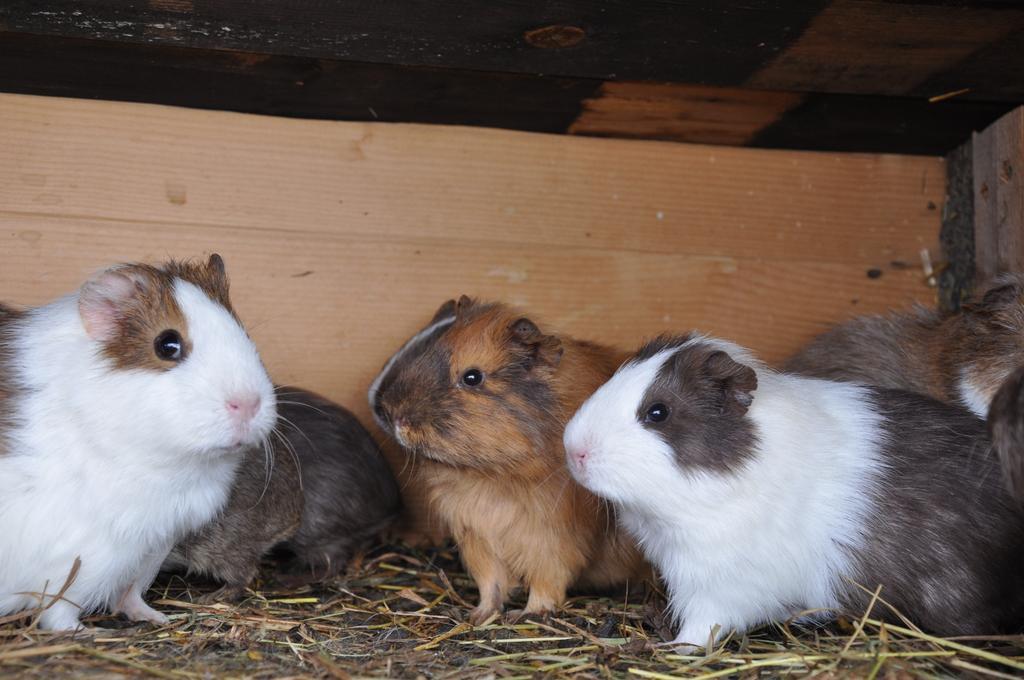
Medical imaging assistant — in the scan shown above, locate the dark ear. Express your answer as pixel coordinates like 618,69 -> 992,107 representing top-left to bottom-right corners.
207,253 -> 226,278
965,277 -> 1023,329
702,350 -> 757,416
455,295 -> 476,317
430,299 -> 457,325
509,316 -> 563,367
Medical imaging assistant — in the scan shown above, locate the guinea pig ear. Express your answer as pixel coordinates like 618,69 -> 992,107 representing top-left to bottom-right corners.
430,299 -> 458,324
702,350 -> 758,416
455,295 -> 476,316
78,268 -> 147,342
965,277 -> 1024,329
207,253 -> 227,279
509,317 -> 564,368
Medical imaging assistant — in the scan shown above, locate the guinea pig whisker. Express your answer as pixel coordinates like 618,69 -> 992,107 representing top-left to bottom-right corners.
273,399 -> 334,419
274,413 -> 317,453
249,435 -> 275,510
270,425 -> 305,492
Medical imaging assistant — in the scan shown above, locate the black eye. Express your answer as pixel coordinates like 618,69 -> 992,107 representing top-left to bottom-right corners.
154,329 -> 183,361
461,368 -> 484,387
645,403 -> 669,423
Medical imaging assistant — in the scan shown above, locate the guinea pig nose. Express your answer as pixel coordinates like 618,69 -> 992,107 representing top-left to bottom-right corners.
572,448 -> 589,467
226,395 -> 262,422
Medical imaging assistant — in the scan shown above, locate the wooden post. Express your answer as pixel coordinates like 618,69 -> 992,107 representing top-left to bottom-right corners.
973,106 -> 1024,284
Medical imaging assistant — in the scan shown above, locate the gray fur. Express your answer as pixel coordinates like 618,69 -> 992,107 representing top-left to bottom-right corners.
785,305 -> 945,393
786,274 -> 1024,410
846,388 -> 1024,633
166,387 -> 401,599
0,304 -> 22,456
989,367 -> 1024,500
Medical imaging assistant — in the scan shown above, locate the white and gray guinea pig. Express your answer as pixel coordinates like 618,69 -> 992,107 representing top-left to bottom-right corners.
0,255 -> 276,630
564,333 -> 1024,648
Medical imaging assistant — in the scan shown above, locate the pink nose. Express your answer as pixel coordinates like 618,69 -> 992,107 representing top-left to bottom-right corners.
227,395 -> 261,423
572,448 -> 588,467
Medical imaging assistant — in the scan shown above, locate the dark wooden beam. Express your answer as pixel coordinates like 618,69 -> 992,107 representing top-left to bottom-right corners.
0,31 -> 1014,155
2,1 -> 1021,102
0,32 -> 598,134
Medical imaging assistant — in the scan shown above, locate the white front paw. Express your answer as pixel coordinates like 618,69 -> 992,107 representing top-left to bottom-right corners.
672,622 -> 721,653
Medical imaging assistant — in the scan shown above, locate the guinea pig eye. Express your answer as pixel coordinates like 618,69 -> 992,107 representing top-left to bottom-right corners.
461,368 -> 484,387
154,329 -> 183,361
645,403 -> 669,423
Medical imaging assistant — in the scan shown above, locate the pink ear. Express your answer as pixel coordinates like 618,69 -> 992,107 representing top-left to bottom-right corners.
78,269 -> 140,341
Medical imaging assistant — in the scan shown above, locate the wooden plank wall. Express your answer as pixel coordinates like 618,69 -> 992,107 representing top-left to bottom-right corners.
973,107 -> 1024,285
0,93 -> 943,535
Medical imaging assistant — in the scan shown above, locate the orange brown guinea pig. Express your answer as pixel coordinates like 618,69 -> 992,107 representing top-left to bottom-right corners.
368,297 -> 649,623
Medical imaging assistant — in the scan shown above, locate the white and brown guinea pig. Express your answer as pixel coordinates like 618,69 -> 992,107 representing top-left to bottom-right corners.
164,387 -> 401,601
368,297 -> 649,624
785,274 -> 1024,418
564,334 -> 1024,649
0,255 -> 276,630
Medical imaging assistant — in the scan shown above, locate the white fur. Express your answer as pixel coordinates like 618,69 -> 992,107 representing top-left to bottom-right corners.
956,367 -> 991,419
0,279 -> 276,630
367,314 -> 455,431
563,335 -> 886,647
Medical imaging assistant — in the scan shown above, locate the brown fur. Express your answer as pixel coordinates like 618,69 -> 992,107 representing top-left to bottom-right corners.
81,255 -> 234,372
785,274 -> 1024,412
372,298 -> 650,623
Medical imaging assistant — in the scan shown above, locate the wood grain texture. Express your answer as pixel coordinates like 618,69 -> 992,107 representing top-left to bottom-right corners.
0,94 -> 941,266
747,0 -> 1024,98
569,82 -> 805,146
0,31 -> 1013,155
0,0 -> 826,86
973,107 -> 1024,285
4,1 -> 1022,102
0,93 -> 943,536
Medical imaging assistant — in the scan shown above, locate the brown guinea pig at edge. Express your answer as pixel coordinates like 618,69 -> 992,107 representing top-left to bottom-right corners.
368,296 -> 649,624
785,274 -> 1024,419
164,387 -> 401,601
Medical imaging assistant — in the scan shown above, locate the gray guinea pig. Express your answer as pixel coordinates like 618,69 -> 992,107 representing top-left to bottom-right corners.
989,365 -> 1024,500
164,387 -> 401,601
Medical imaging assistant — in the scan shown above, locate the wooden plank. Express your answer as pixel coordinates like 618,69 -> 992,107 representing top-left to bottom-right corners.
569,82 -> 805,147
0,0 -> 828,86
973,107 -> 1024,284
0,93 -> 941,268
0,31 -> 1013,155
2,1 -> 1022,102
747,0 -> 1024,98
0,93 -> 943,535
751,92 -> 1013,156
0,31 -> 598,135
1,211 -> 935,539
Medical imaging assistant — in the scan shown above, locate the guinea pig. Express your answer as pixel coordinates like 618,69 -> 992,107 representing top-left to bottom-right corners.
564,333 -> 1024,648
164,387 -> 401,600
0,255 -> 277,630
785,274 -> 1024,418
368,297 -> 649,623
989,365 -> 1024,500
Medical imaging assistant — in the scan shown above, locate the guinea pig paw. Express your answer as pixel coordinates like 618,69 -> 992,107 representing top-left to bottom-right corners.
115,595 -> 170,626
505,608 -> 551,625
468,605 -> 501,627
195,585 -> 247,605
